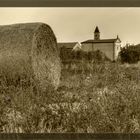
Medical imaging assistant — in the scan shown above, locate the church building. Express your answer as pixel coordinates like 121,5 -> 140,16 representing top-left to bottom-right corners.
81,26 -> 121,61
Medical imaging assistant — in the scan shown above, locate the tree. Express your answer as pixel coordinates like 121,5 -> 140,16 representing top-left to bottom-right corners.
119,45 -> 140,64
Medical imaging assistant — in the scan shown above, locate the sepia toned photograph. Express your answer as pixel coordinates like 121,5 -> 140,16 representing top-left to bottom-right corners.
0,8 -> 140,133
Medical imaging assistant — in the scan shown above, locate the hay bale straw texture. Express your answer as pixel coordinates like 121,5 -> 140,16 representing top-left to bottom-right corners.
0,22 -> 61,91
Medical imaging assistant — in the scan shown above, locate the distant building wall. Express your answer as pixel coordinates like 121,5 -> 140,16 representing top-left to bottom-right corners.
72,43 -> 81,51
81,43 -> 93,52
81,43 -> 115,61
114,42 -> 121,60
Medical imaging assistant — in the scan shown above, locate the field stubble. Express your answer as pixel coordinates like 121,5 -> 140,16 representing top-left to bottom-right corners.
0,61 -> 140,133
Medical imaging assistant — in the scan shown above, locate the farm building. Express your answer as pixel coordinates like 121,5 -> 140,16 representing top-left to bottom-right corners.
58,42 -> 81,51
81,26 -> 121,61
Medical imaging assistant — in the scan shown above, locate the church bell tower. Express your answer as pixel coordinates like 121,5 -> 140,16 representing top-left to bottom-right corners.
94,26 -> 100,40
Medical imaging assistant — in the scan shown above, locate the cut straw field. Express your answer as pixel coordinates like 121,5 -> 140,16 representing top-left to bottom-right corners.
0,60 -> 140,133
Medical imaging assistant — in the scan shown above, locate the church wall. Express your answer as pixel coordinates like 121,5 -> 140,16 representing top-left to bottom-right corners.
81,43 -> 93,52
81,43 -> 115,61
114,42 -> 121,60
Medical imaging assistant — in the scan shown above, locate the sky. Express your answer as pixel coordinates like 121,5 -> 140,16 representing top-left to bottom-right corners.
0,8 -> 140,46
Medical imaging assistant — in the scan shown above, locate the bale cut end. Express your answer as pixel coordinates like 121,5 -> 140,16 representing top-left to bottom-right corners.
32,23 -> 61,91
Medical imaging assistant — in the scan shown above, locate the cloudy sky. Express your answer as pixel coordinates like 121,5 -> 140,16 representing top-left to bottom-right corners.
0,8 -> 140,46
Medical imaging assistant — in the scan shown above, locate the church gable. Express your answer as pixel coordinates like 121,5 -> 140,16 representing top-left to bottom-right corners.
115,38 -> 121,43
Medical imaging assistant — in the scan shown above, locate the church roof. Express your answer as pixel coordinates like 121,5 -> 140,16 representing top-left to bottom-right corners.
94,26 -> 100,33
81,38 -> 121,44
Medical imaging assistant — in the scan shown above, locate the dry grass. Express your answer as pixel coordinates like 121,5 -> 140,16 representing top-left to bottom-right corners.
0,60 -> 140,133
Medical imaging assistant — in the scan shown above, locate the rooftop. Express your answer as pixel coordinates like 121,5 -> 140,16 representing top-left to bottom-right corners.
94,26 -> 100,33
58,42 -> 78,49
81,38 -> 121,44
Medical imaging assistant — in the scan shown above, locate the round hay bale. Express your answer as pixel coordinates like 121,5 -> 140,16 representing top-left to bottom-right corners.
0,22 -> 61,91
